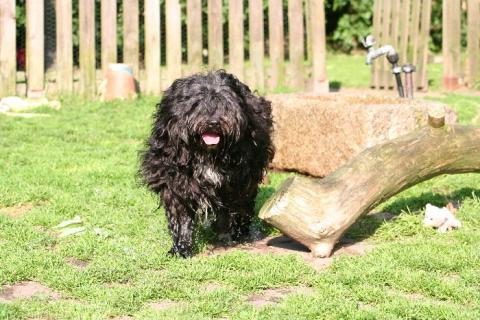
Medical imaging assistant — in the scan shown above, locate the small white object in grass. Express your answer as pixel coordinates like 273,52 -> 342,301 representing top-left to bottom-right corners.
58,226 -> 86,238
423,203 -> 461,233
53,215 -> 82,229
93,227 -> 110,238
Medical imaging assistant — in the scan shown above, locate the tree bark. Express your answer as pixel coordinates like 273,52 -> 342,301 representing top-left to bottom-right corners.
260,119 -> 480,258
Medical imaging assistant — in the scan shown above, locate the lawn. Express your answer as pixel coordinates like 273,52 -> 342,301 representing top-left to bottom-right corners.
1,59 -> 480,319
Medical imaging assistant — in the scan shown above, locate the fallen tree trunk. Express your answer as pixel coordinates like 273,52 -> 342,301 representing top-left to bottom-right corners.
259,112 -> 480,258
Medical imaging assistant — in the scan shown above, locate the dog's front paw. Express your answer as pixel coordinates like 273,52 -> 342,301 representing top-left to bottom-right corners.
168,245 -> 193,258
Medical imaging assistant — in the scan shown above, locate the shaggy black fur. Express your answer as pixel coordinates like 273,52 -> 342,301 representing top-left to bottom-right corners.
140,70 -> 274,258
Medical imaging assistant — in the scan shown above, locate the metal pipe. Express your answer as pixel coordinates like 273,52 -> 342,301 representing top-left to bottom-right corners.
402,64 -> 416,99
365,45 -> 397,65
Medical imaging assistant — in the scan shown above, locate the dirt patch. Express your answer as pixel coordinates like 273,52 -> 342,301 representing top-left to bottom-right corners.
147,300 -> 183,311
247,286 -> 315,307
66,257 -> 89,269
0,281 -> 61,303
199,282 -> 228,293
0,203 -> 35,218
441,274 -> 462,282
202,236 -> 375,271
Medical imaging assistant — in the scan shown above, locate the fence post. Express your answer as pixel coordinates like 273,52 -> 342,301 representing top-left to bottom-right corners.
371,0 -> 382,88
467,0 -> 480,86
0,0 -> 16,97
443,0 -> 462,90
288,0 -> 304,90
229,0 -> 244,80
26,0 -> 45,97
166,0 -> 182,85
187,0 -> 202,75
249,0 -> 265,92
268,0 -> 285,90
310,0 -> 328,94
379,0 -> 391,88
123,0 -> 139,78
145,0 -> 161,95
417,0 -> 432,90
56,0 -> 73,94
101,0 -> 117,78
208,0 -> 223,69
79,0 -> 96,97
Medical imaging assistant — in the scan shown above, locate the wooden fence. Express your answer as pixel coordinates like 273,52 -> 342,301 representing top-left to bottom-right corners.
443,0 -> 480,89
0,0 -> 328,98
371,0 -> 432,90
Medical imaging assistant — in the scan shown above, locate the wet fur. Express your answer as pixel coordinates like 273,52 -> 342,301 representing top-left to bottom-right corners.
140,70 -> 274,258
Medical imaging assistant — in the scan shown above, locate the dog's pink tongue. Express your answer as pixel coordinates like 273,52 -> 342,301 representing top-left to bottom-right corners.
202,132 -> 220,145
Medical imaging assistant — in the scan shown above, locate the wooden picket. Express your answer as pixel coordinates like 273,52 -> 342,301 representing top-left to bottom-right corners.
228,0 -> 244,80
26,0 -> 45,96
187,0 -> 202,75
208,0 -> 223,69
166,0 -> 182,84
123,0 -> 139,77
249,0 -> 265,91
310,0 -> 328,93
371,0 -> 432,90
442,0 -> 462,90
56,0 -> 73,93
268,0 -> 285,89
101,0 -> 117,77
1,1 -> 331,98
467,0 -> 480,86
144,0 -> 161,95
288,0 -> 304,90
0,0 -> 16,96
79,0 -> 95,97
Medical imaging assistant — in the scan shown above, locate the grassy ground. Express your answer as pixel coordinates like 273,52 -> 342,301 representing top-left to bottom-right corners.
1,60 -> 480,319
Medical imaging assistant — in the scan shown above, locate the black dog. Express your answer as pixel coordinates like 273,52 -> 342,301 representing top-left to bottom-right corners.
140,70 -> 274,258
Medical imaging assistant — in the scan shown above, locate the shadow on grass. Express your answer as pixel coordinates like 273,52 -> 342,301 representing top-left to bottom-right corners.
344,187 -> 480,242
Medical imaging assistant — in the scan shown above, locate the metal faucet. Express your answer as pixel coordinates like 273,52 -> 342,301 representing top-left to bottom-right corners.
362,35 -> 397,65
362,35 -> 405,98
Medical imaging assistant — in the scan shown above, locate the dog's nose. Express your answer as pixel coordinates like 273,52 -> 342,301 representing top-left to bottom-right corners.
208,120 -> 220,127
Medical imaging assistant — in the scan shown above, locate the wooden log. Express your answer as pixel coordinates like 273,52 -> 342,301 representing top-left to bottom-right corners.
0,0 -> 16,96
260,111 -> 480,258
228,0 -> 244,80
101,0 -> 117,77
123,0 -> 139,77
79,0 -> 96,97
310,0 -> 328,94
187,0 -> 202,74
145,0 -> 161,95
208,0 -> 223,69
26,0 -> 45,97
56,0 -> 73,93
288,0 -> 304,90
268,0 -> 285,89
249,0 -> 265,92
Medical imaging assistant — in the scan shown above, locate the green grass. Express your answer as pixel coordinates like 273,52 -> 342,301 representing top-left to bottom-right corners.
1,61 -> 480,319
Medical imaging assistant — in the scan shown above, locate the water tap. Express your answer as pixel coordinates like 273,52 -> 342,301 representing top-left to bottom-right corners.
362,35 -> 397,65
